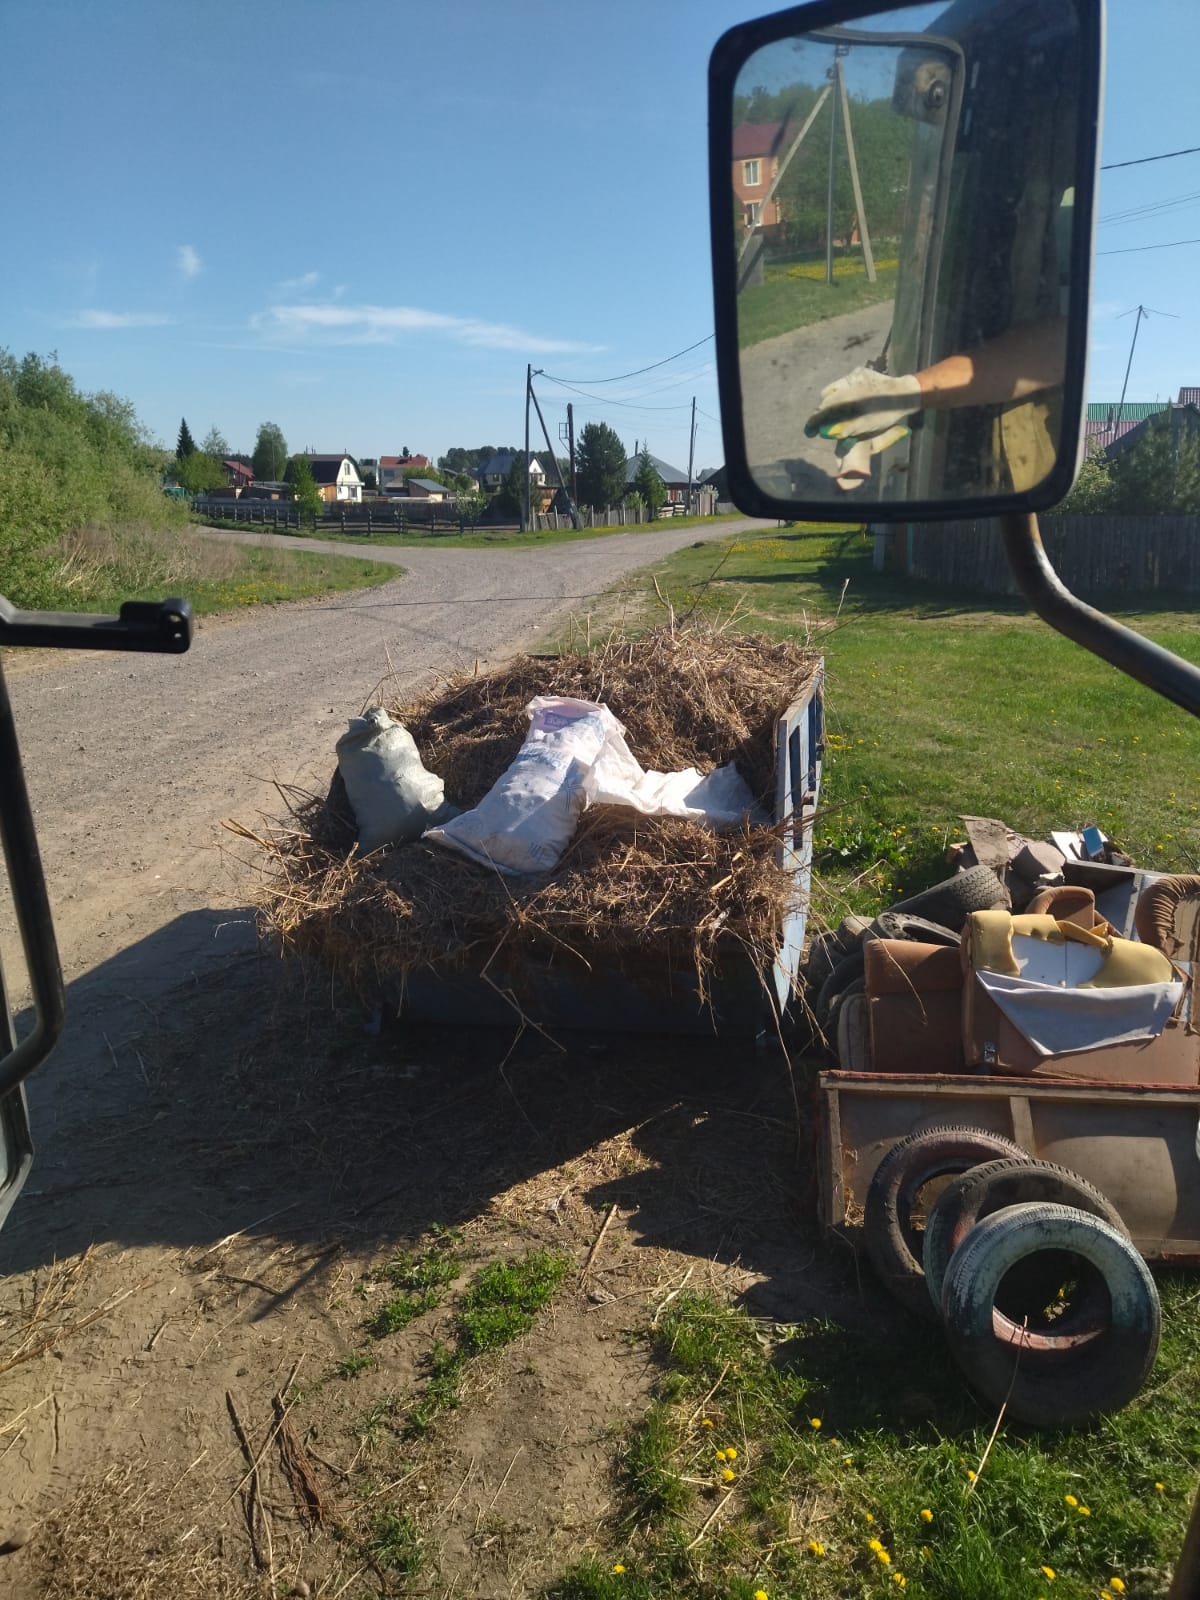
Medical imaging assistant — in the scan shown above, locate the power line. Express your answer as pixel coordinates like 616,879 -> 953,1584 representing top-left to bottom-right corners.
540,374 -> 697,412
1096,236 -> 1200,256
543,335 -> 713,386
1101,144 -> 1200,171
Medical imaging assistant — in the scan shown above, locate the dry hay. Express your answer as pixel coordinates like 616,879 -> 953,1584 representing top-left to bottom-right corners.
246,622 -> 821,1009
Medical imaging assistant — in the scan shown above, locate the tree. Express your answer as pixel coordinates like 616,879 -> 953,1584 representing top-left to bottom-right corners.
575,421 -> 627,509
1058,448 -> 1115,515
633,446 -> 666,516
252,421 -> 288,482
201,426 -> 229,460
286,454 -> 323,523
176,418 -> 196,461
174,451 -> 227,494
362,468 -> 378,490
495,452 -> 531,518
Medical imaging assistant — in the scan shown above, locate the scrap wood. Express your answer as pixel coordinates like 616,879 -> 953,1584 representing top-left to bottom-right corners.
578,1203 -> 618,1284
224,1390 -> 272,1575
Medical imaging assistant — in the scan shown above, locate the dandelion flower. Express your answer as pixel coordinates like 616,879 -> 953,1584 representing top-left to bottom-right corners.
1079,1506 -> 1091,1517
876,1548 -> 892,1566
1155,1482 -> 1166,1493
920,1508 -> 933,1523
725,1447 -> 738,1461
1110,1581 -> 1125,1594
1064,1494 -> 1078,1507
754,1590 -> 769,1600
967,1470 -> 977,1482
868,1539 -> 883,1553
715,1449 -> 727,1461
807,1541 -> 826,1557
1042,1566 -> 1056,1581
612,1564 -> 625,1575
843,1455 -> 854,1466
701,1418 -> 714,1428
893,1575 -> 907,1589
721,1467 -> 736,1483
810,1417 -> 822,1429
865,1513 -> 875,1524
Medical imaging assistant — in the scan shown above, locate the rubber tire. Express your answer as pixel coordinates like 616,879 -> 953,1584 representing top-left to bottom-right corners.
813,948 -> 865,1028
866,911 -> 961,947
923,1157 -> 1129,1335
863,1125 -> 1030,1321
941,1203 -> 1161,1428
889,864 -> 1007,934
824,975 -> 865,1043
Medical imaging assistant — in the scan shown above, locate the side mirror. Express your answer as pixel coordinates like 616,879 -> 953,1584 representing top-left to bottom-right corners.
709,0 -> 1103,521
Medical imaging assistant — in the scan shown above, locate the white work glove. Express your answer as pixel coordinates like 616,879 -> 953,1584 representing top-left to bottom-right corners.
832,425 -> 912,492
805,366 -> 923,443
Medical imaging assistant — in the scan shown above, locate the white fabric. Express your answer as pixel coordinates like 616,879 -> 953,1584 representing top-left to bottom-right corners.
977,969 -> 1184,1058
585,720 -> 767,828
807,367 -> 923,440
337,706 -> 449,855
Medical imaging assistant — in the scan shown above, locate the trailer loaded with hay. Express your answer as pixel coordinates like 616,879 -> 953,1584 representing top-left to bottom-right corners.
246,623 -> 825,1037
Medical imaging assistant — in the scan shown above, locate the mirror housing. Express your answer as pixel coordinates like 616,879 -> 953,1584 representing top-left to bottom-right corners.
709,0 -> 1104,522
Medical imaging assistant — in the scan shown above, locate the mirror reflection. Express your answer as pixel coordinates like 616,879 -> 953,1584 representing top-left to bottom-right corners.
733,0 -> 1082,505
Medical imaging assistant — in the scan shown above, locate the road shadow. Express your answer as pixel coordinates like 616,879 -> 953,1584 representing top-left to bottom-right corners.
0,914 -> 860,1321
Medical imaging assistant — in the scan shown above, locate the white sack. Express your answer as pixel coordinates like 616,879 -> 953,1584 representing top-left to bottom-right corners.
336,706 -> 449,855
425,697 -> 616,875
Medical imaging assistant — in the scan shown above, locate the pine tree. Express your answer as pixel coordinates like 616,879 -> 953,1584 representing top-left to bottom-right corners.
633,446 -> 667,515
575,422 -> 627,510
176,418 -> 196,461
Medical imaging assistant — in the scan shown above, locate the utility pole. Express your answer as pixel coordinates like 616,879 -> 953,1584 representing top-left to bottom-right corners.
529,371 -> 582,530
686,396 -> 696,512
523,363 -> 532,532
836,56 -> 876,282
824,62 -> 838,286
567,403 -> 577,504
1115,304 -> 1179,441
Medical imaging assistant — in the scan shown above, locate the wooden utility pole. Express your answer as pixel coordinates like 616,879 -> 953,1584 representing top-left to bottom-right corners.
529,372 -> 582,530
737,84 -> 832,265
837,57 -> 876,283
687,396 -> 696,511
567,402 -> 578,503
523,363 -> 532,532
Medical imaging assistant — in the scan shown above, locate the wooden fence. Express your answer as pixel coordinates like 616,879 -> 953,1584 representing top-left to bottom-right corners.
193,496 -> 711,537
899,514 -> 1200,597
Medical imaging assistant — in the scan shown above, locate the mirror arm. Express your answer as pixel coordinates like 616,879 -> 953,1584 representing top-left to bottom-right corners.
1001,513 -> 1200,718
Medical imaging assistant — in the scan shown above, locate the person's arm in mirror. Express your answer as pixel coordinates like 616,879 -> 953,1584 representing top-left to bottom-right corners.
806,319 -> 1067,438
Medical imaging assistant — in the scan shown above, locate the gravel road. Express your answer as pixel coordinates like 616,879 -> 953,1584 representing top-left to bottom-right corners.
1,518 -> 769,1150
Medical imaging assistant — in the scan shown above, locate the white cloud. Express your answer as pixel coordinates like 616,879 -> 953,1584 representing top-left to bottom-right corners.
254,301 -> 601,355
177,244 -> 203,279
71,309 -> 176,329
277,269 -> 320,294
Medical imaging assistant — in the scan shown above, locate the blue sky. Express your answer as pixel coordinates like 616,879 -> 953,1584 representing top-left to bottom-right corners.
1,1 -> 1197,473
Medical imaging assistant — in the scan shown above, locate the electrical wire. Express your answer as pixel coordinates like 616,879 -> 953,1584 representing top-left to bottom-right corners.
1096,237 -> 1200,256
1101,144 -> 1200,171
540,374 -> 697,412
542,335 -> 714,386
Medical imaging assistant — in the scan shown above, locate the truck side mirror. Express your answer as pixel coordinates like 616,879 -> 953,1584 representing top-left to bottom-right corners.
708,0 -> 1104,523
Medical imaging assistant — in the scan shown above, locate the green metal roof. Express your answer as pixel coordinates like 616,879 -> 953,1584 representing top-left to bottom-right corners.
1085,401 -> 1169,421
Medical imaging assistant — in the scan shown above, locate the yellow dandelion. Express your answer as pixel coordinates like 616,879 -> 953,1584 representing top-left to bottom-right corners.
700,1418 -> 714,1428
1079,1506 -> 1091,1517
806,1540 -> 825,1557
721,1467 -> 736,1483
1110,1581 -> 1125,1594
810,1417 -> 822,1429
843,1455 -> 854,1466
920,1508 -> 933,1524
1042,1566 -> 1057,1581
725,1447 -> 738,1461
876,1548 -> 892,1566
868,1539 -> 883,1553
715,1449 -> 727,1461
967,1470 -> 977,1482
1155,1482 -> 1166,1493
754,1590 -> 769,1600
1064,1494 -> 1078,1508
612,1564 -> 625,1575
865,1513 -> 875,1524
893,1576 -> 907,1590
1102,1591 -> 1113,1600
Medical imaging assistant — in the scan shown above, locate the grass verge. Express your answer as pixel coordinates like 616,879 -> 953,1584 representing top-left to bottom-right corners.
15,521 -> 396,616
548,1289 -> 1198,1600
264,512 -> 747,551
619,523 -> 1200,915
738,264 -> 897,350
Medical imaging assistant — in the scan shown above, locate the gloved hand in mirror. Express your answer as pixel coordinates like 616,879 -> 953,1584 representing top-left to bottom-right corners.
805,366 -> 923,442
832,424 -> 912,492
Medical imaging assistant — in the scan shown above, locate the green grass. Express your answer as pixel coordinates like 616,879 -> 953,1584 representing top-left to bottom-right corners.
458,1249 -> 570,1354
364,1509 -> 425,1577
24,522 -> 396,616
290,512 -> 746,551
365,1237 -> 464,1339
628,524 -> 1200,915
739,263 -> 897,349
334,1352 -> 375,1380
549,1289 -> 1199,1600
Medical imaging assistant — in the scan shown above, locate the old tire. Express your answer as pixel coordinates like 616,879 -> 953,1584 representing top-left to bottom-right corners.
867,911 -> 961,947
923,1157 -> 1128,1317
942,1203 -> 1160,1427
813,948 -> 865,1029
863,1125 -> 1030,1321
889,864 -> 1007,934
